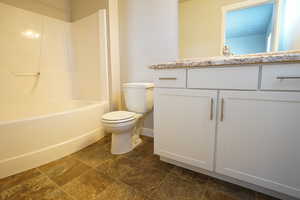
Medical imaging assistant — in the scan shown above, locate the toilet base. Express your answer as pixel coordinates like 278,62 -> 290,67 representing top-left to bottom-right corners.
111,130 -> 133,154
111,132 -> 143,155
106,113 -> 145,155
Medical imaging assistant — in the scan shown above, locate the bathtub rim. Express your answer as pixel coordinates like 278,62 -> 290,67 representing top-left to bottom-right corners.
0,100 -> 109,126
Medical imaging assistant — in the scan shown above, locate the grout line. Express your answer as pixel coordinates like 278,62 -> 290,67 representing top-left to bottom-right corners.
65,167 -> 96,181
3,137 -> 153,200
199,181 -> 210,200
38,139 -> 161,200
70,155 -> 91,167
5,134 -> 267,200
39,166 -> 119,200
19,139 -> 215,200
36,168 -> 77,200
71,151 -> 118,171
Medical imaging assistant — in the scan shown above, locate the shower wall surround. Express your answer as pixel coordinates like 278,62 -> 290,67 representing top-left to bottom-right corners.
0,3 -> 74,104
71,11 -> 109,102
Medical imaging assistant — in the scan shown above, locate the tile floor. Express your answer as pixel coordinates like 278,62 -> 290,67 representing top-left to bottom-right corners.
0,136 -> 280,200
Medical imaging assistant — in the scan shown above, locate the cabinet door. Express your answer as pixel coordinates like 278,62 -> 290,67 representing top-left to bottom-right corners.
216,91 -> 300,198
154,88 -> 217,171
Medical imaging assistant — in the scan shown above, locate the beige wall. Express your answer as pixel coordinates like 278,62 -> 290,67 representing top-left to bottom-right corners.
119,0 -> 178,129
0,0 -> 71,21
71,0 -> 107,22
179,0 -> 245,58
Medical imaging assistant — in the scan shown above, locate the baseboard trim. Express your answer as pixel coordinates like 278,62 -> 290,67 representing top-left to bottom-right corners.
0,128 -> 104,179
141,128 -> 153,138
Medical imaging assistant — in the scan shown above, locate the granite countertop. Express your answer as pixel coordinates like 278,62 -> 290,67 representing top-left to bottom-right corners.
149,50 -> 300,70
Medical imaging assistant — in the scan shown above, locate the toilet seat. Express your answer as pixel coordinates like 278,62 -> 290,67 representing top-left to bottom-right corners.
102,111 -> 136,124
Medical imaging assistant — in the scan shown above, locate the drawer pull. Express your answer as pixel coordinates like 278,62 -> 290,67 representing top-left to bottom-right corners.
159,77 -> 177,80
220,98 -> 224,122
210,98 -> 214,120
277,76 -> 300,80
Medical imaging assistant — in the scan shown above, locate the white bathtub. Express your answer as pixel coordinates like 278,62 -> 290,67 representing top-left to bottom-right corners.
0,100 -> 109,178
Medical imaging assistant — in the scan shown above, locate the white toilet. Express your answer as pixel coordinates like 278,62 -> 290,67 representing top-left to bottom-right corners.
102,83 -> 154,154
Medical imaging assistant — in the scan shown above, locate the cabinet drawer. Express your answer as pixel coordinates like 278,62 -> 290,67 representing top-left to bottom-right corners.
154,69 -> 186,88
187,65 -> 259,90
261,64 -> 300,91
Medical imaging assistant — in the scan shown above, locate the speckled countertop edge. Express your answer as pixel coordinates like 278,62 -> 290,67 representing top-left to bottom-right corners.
149,51 -> 300,70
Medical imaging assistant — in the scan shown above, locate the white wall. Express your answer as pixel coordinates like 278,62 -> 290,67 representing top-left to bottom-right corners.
280,0 -> 300,51
71,11 -> 109,102
227,34 -> 267,55
119,0 -> 178,129
0,3 -> 73,104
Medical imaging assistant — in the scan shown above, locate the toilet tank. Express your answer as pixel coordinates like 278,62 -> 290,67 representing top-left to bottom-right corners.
123,83 -> 154,114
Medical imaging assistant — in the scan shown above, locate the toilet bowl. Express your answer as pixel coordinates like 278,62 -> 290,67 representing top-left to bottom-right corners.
102,83 -> 154,155
102,111 -> 138,154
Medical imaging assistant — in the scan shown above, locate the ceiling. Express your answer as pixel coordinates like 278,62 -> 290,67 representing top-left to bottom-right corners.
226,2 -> 274,38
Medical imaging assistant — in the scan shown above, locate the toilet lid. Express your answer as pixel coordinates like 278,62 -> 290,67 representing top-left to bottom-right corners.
102,111 -> 136,122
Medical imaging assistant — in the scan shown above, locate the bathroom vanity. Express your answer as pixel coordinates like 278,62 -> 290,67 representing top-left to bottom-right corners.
150,51 -> 300,200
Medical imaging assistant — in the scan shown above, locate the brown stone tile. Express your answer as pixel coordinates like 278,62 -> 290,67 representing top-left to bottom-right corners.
38,156 -> 91,186
122,141 -> 154,162
29,188 -> 73,200
97,135 -> 111,146
62,169 -> 114,200
202,178 -> 255,200
150,173 -> 207,200
72,141 -> 120,168
96,157 -> 140,180
120,165 -> 168,194
170,166 -> 209,184
0,168 -> 41,193
96,181 -> 149,200
255,192 -> 281,200
202,190 -> 238,200
0,173 -> 62,200
140,154 -> 174,173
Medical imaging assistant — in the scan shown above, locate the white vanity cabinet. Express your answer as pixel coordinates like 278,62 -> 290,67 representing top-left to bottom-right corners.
188,65 -> 260,90
261,64 -> 300,91
154,89 -> 217,171
216,91 -> 300,198
153,63 -> 300,199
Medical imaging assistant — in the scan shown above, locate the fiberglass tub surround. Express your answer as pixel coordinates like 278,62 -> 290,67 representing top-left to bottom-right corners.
0,3 -> 109,178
